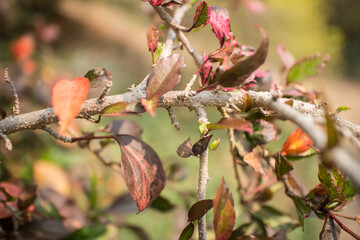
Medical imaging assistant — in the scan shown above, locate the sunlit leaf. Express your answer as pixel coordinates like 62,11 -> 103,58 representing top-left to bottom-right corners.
281,128 -> 313,156
176,138 -> 193,158
192,135 -> 213,156
114,135 -> 166,212
141,96 -> 159,117
207,118 -> 253,133
104,119 -> 142,139
146,53 -> 184,100
188,199 -> 213,222
218,25 -> 269,87
52,77 -> 90,134
287,53 -> 330,83
147,24 -> 159,53
179,223 -> 194,240
190,1 -> 210,30
153,43 -> 163,63
213,177 -> 236,240
275,154 -> 293,180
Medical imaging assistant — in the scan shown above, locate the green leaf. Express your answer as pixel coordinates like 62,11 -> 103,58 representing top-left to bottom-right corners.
179,223 -> 194,240
287,53 -> 330,83
190,1 -> 209,30
325,112 -> 338,149
150,195 -> 174,212
100,102 -> 128,116
153,42 -> 163,63
318,165 -> 343,203
209,137 -> 221,150
335,106 -> 351,114
275,154 -> 294,180
198,122 -> 210,134
293,197 -> 311,230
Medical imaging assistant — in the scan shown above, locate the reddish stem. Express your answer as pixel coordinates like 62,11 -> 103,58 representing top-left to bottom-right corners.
71,135 -> 114,143
324,208 -> 360,240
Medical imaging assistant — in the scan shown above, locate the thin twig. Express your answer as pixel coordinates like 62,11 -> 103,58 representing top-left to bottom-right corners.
166,107 -> 181,131
4,68 -> 20,115
0,131 -> 12,151
97,81 -> 112,104
184,74 -> 198,92
152,5 -> 190,32
333,213 -> 356,221
38,125 -> 72,143
325,209 -> 360,240
194,105 -> 209,240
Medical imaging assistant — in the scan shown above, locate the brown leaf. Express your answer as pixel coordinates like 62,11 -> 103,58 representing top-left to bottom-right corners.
52,77 -> 90,134
188,199 -> 213,222
218,25 -> 269,87
104,119 -> 142,139
114,135 -> 166,212
192,135 -> 213,156
146,53 -> 184,100
176,138 -> 194,158
213,177 -> 236,240
207,117 -> 253,133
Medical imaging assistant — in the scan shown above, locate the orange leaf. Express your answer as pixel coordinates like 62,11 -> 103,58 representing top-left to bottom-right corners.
281,128 -> 313,156
52,77 -> 90,134
141,96 -> 158,117
11,35 -> 35,62
244,150 -> 266,175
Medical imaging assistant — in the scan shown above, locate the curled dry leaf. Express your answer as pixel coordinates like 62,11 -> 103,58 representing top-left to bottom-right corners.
192,135 -> 213,156
104,119 -> 142,139
176,138 -> 193,158
218,25 -> 269,87
114,135 -> 166,212
281,128 -> 313,156
52,77 -> 90,134
213,177 -> 236,240
146,53 -> 184,100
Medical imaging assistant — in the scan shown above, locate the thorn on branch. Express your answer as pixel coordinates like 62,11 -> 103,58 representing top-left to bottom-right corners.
39,125 -> 72,143
166,107 -> 181,131
0,131 -> 13,151
4,68 -> 20,115
97,81 -> 112,104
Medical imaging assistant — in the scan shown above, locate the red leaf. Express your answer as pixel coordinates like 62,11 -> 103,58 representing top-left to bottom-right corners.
199,53 -> 212,85
207,117 -> 253,133
146,54 -> 184,100
191,1 -> 210,30
141,96 -> 159,117
213,177 -> 236,240
244,148 -> 266,175
11,34 -> 35,62
114,135 -> 166,212
0,182 -> 21,219
281,128 -> 314,156
209,7 -> 231,46
147,24 -> 159,53
142,0 -> 165,6
218,25 -> 269,87
52,77 -> 90,134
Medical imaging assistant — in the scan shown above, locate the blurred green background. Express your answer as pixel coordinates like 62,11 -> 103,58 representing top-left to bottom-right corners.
0,0 -> 359,239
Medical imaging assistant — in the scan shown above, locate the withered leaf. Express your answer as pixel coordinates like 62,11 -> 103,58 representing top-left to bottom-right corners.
114,135 -> 166,212
192,135 -> 213,156
176,138 -> 194,158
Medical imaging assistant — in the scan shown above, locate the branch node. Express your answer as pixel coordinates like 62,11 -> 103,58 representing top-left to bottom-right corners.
39,125 -> 72,143
0,131 -> 13,151
166,107 -> 181,131
4,68 -> 20,115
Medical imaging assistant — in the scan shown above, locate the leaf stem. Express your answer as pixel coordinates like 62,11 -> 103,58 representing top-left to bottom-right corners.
324,208 -> 360,240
